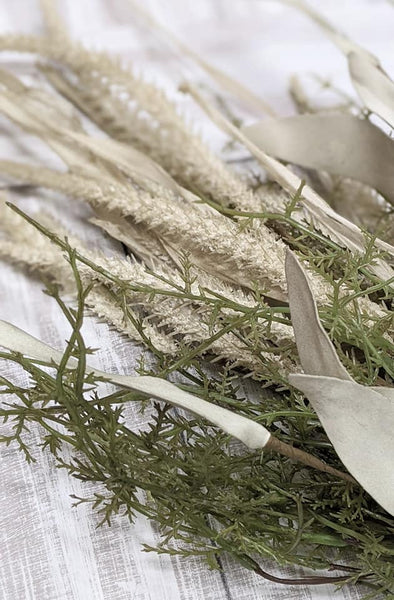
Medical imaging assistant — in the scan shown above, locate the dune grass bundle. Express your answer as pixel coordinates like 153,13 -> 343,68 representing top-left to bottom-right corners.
0,1 -> 394,596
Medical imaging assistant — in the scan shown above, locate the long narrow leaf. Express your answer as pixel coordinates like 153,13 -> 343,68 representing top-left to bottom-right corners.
243,112 -> 394,205
286,250 -> 394,516
0,318 -> 352,481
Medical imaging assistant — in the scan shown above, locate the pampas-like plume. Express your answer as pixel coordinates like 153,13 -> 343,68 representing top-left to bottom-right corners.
0,201 -> 178,355
76,254 -> 293,373
0,32 -> 273,214
89,207 -> 294,349
40,63 -> 263,209
37,0 -> 276,205
0,157 -> 388,330
0,158 -> 289,301
0,201 -> 293,374
0,5 -> 389,364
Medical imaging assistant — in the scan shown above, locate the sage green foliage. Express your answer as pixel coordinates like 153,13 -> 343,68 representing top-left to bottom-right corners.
1,207 -> 394,598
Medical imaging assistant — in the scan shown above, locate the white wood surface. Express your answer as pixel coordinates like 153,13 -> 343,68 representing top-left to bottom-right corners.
0,1 -> 393,598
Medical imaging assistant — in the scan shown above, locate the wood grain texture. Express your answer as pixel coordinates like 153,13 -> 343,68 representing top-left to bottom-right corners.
0,1 -> 391,598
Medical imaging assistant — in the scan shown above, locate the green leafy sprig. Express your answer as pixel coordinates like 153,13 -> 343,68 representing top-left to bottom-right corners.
0,212 -> 393,597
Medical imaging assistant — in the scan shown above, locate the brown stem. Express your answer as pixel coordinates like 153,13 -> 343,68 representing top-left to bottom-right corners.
253,563 -> 356,586
265,435 -> 356,484
329,563 -> 368,574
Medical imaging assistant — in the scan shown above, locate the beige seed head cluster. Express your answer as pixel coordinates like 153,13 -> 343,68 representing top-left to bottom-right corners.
0,0 -> 390,386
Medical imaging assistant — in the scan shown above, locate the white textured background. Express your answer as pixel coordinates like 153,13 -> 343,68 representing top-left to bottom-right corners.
0,1 -> 393,599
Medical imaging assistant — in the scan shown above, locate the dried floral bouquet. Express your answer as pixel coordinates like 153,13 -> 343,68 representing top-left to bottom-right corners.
0,0 -> 394,597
